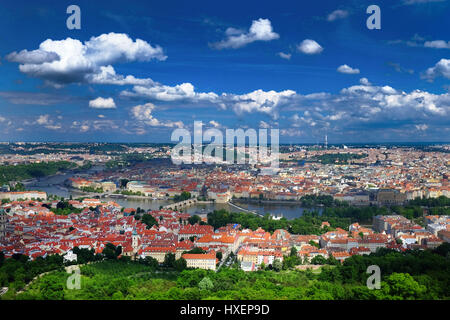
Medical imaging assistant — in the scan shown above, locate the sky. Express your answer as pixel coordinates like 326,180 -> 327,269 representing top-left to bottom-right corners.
0,0 -> 449,143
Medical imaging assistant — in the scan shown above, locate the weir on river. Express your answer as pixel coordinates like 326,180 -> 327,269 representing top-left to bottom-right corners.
227,201 -> 262,217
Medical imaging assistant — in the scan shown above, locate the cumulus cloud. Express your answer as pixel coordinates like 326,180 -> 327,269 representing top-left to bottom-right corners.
211,18 -> 279,49
278,52 -> 292,60
121,82 -> 219,102
337,64 -> 360,74
89,97 -> 116,109
122,81 -> 297,118
359,77 -> 371,86
283,77 -> 449,141
36,114 -> 49,125
88,65 -> 155,86
327,10 -> 349,21
35,114 -> 62,130
6,49 -> 60,64
422,59 -> 450,81
297,39 -> 323,55
7,32 -> 166,87
131,103 -> 184,128
424,40 -> 450,49
223,89 -> 297,119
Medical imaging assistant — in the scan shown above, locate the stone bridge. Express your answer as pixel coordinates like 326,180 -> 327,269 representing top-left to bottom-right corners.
162,198 -> 198,211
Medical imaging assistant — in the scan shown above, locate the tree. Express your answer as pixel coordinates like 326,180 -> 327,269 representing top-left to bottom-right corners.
216,251 -> 223,261
141,214 -> 158,229
311,255 -> 327,265
198,277 -> 214,290
103,243 -> 120,260
40,275 -> 65,300
174,258 -> 187,272
185,247 -> 206,254
272,259 -> 282,272
141,256 -> 159,269
164,253 -> 176,268
290,246 -> 298,257
119,179 -> 129,188
188,215 -> 201,225
378,273 -> 426,300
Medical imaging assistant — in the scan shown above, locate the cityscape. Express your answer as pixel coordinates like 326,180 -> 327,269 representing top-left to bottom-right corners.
0,0 -> 449,308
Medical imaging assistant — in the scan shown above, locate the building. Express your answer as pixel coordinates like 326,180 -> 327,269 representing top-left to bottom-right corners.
177,224 -> 214,241
0,191 -> 47,201
237,248 -> 283,266
63,250 -> 77,263
240,261 -> 256,272
101,181 -> 117,193
376,189 -> 406,206
182,252 -> 217,271
0,209 -> 6,241
438,230 -> 450,243
139,247 -> 176,263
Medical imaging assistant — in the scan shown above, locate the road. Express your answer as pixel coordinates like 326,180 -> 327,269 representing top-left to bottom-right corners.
0,287 -> 8,296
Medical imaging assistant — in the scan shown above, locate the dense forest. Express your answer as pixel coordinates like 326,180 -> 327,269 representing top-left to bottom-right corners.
2,243 -> 448,300
0,161 -> 76,185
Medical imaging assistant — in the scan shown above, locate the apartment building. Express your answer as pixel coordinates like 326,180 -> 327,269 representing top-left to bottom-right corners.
182,252 -> 217,271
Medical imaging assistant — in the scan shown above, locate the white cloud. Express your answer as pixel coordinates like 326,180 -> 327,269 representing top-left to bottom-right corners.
36,114 -> 50,125
122,82 -> 218,102
209,120 -> 221,128
8,33 -> 166,87
224,89 -> 297,118
359,77 -> 371,86
6,49 -> 60,64
278,52 -> 291,60
415,124 -> 428,131
35,114 -> 62,130
280,128 -> 304,137
327,10 -> 349,22
422,58 -> 450,81
211,18 -> 279,49
89,97 -> 116,109
424,40 -> 450,49
337,64 -> 360,74
259,121 -> 271,128
88,65 -> 155,85
131,103 -> 184,128
284,78 -> 449,139
297,39 -> 323,55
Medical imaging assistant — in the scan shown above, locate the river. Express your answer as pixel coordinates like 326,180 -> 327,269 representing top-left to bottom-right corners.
23,167 -> 322,220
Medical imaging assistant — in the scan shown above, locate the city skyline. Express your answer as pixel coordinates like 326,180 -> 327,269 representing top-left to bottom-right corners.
0,0 -> 449,143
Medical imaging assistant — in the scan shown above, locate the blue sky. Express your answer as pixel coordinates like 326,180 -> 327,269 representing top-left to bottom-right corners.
0,0 -> 449,143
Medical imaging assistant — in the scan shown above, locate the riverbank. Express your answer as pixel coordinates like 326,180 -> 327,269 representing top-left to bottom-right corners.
233,198 -> 325,206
